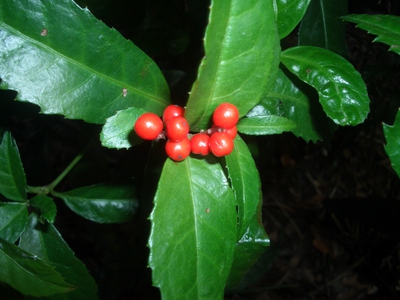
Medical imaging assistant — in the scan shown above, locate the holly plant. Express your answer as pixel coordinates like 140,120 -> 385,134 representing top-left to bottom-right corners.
5,0 -> 400,299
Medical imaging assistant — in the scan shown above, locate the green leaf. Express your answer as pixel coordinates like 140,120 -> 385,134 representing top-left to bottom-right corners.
261,66 -> 333,142
0,0 -> 170,124
273,0 -> 311,39
185,0 -> 280,131
342,14 -> 400,55
237,115 -> 296,135
280,46 -> 370,126
30,194 -> 57,224
298,0 -> 348,57
0,131 -> 27,202
0,237 -> 74,297
225,135 -> 262,239
383,110 -> 400,178
226,215 -> 270,289
53,181 -> 138,223
100,107 -> 147,149
19,214 -> 98,300
149,157 -> 237,299
0,202 -> 28,243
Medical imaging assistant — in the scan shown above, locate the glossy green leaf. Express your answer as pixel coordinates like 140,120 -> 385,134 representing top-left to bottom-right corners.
0,237 -> 74,297
185,0 -> 280,131
261,67 -> 332,142
237,115 -> 296,135
19,214 -> 98,299
383,110 -> 400,178
273,0 -> 311,39
0,131 -> 27,202
54,182 -> 138,223
30,194 -> 57,224
280,46 -> 370,126
226,214 -> 270,288
342,14 -> 400,55
149,157 -> 237,299
225,135 -> 262,239
298,0 -> 348,57
100,107 -> 147,149
0,202 -> 28,243
0,0 -> 170,124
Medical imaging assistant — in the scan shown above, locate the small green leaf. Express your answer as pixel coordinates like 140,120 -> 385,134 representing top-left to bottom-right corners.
280,46 -> 370,126
0,131 -> 27,202
226,215 -> 270,289
273,0 -> 311,39
237,115 -> 296,135
30,194 -> 57,224
262,67 -> 333,142
54,181 -> 138,223
19,214 -> 98,300
0,237 -> 74,297
383,110 -> 400,178
0,0 -> 170,124
298,0 -> 348,57
0,202 -> 28,243
100,107 -> 147,149
149,157 -> 237,299
225,135 -> 262,239
342,14 -> 400,55
185,0 -> 280,131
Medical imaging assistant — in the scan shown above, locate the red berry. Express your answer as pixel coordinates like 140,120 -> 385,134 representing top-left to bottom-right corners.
165,116 -> 189,141
190,133 -> 210,156
134,113 -> 163,140
226,126 -> 237,139
163,105 -> 185,123
165,138 -> 191,161
209,132 -> 234,157
213,103 -> 239,129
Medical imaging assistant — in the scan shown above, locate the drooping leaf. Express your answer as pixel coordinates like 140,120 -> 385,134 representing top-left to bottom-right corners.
261,66 -> 333,142
30,194 -> 57,224
0,0 -> 170,124
280,46 -> 370,126
100,107 -> 147,149
0,202 -> 28,243
19,214 -> 98,300
383,109 -> 400,178
185,0 -> 280,131
273,0 -> 311,39
342,14 -> 400,55
298,0 -> 348,57
237,115 -> 296,135
149,157 -> 237,299
0,131 -> 27,202
226,214 -> 270,289
225,135 -> 262,239
0,237 -> 74,297
53,181 -> 138,223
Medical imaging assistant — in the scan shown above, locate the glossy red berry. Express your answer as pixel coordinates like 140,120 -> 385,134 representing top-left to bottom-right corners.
190,133 -> 210,156
134,113 -> 163,140
213,103 -> 239,129
163,105 -> 185,123
165,138 -> 191,161
165,116 -> 190,141
209,132 -> 234,157
226,126 -> 237,139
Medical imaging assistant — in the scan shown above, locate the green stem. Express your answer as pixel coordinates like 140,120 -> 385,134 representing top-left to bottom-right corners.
27,142 -> 92,194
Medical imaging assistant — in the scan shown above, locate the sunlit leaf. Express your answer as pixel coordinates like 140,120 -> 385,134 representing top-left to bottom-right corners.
280,46 -> 369,125
0,0 -> 170,124
149,157 -> 237,299
185,0 -> 280,131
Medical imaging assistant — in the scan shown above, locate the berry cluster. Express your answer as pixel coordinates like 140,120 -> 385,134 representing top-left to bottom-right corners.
134,103 -> 239,161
